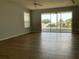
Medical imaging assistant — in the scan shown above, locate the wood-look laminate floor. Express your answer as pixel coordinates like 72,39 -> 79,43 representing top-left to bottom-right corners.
0,32 -> 79,59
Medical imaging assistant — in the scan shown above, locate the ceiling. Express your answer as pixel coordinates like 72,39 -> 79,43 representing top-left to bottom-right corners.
8,0 -> 79,10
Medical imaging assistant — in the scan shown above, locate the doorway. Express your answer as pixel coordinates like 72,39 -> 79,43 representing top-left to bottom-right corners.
41,11 -> 72,33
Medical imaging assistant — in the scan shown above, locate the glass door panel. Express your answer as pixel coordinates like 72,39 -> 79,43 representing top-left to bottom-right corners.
57,13 -> 61,32
50,13 -> 57,32
41,13 -> 51,32
61,12 -> 72,33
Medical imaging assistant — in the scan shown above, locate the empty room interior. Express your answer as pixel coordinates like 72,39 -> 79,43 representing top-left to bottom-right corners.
0,0 -> 79,59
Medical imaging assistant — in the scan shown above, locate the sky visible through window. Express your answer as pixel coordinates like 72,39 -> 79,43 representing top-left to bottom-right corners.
41,12 -> 72,23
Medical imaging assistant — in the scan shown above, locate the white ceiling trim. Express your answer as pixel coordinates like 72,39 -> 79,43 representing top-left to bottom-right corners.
7,0 -> 79,10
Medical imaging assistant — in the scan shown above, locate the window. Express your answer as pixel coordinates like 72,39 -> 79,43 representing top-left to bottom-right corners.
24,12 -> 30,28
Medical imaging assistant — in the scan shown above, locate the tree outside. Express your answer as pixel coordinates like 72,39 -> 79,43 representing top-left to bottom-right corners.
42,18 -> 72,28
65,18 -> 72,27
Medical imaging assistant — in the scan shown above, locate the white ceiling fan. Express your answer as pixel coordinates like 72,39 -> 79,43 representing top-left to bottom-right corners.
33,0 -> 43,7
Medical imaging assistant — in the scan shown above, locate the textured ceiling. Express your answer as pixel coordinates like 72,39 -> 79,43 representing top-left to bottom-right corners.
7,0 -> 79,10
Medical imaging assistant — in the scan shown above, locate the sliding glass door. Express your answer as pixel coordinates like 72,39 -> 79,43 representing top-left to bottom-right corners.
41,11 -> 72,33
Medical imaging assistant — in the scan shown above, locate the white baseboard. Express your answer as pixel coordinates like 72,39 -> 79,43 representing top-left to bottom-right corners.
0,32 -> 30,41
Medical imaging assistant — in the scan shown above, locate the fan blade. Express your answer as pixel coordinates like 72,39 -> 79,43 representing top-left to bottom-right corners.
71,0 -> 75,4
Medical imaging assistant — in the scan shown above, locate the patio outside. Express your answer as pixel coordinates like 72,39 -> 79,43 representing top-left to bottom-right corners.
41,12 -> 72,33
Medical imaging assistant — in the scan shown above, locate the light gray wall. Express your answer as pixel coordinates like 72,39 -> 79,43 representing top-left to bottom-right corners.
72,6 -> 79,33
0,0 -> 31,40
31,6 -> 79,33
31,11 -> 41,32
